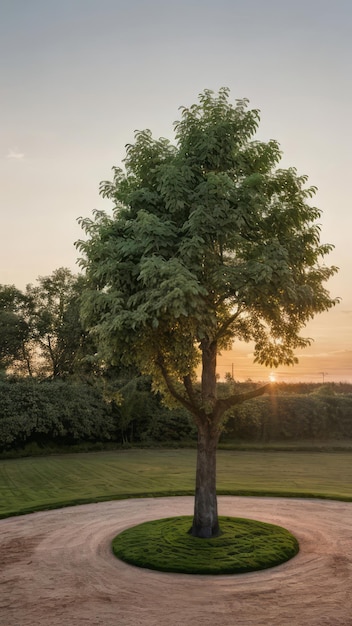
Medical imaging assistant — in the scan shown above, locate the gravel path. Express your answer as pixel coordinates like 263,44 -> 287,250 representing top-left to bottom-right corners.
1,496 -> 352,625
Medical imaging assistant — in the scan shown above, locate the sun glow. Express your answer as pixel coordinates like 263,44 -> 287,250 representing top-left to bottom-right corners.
269,372 -> 277,383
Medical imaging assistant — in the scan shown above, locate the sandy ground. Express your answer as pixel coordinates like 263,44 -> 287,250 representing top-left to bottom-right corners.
1,496 -> 352,626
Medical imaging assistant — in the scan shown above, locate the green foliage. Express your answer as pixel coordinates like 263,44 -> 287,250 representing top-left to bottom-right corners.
0,311 -> 28,369
0,376 -> 196,452
2,376 -> 352,455
0,379 -> 115,451
25,268 -> 86,379
112,515 -> 299,574
0,285 -> 31,371
77,87 -> 337,418
142,405 -> 196,442
0,269 -> 93,379
222,391 -> 352,442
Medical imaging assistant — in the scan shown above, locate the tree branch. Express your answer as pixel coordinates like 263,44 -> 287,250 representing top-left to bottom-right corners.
214,307 -> 243,342
183,374 -> 199,406
156,354 -> 198,416
216,382 -> 272,420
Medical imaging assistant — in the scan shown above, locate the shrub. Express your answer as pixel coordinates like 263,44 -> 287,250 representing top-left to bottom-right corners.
0,379 -> 115,451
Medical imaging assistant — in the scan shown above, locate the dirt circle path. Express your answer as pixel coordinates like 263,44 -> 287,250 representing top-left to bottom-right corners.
1,496 -> 352,626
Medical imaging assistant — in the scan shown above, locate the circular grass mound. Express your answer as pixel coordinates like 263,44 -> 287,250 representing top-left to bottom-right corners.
112,515 -> 299,575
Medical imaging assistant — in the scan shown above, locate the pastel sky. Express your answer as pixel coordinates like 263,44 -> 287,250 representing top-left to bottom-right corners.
1,0 -> 351,382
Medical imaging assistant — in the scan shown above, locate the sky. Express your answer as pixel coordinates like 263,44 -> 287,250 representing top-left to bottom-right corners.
1,0 -> 351,382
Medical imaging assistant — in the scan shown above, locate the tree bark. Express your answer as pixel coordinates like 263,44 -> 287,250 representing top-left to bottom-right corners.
190,338 -> 221,538
191,423 -> 220,537
201,338 -> 217,402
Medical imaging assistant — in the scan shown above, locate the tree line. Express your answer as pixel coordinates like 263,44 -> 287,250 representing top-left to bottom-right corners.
0,376 -> 196,454
1,373 -> 352,455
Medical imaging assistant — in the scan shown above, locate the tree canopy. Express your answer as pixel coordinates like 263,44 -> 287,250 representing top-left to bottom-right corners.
77,88 -> 337,401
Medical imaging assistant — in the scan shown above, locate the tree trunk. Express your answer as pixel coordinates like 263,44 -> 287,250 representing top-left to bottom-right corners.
190,338 -> 220,538
191,423 -> 220,537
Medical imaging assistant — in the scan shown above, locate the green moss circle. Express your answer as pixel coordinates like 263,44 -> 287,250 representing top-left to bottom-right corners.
112,515 -> 299,575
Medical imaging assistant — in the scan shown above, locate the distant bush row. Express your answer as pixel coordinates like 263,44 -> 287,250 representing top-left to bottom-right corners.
1,379 -> 352,455
0,378 -> 196,453
0,380 -> 114,451
223,389 -> 352,442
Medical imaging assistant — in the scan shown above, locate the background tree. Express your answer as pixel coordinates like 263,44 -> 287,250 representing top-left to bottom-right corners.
0,270 -> 99,380
25,268 -> 85,379
77,88 -> 338,537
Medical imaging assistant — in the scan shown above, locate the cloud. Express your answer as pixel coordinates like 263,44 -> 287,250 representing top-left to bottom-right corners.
6,149 -> 25,160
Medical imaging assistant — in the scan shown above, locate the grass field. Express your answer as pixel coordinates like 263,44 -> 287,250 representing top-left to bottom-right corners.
1,448 -> 352,519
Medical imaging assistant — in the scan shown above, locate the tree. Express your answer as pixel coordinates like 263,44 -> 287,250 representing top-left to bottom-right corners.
25,268 -> 85,379
77,88 -> 338,537
0,271 -> 99,380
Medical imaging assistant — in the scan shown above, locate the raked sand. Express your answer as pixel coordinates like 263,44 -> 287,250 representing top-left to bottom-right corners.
1,496 -> 352,625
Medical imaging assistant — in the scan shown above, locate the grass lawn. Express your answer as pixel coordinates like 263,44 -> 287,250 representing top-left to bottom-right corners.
112,515 -> 299,574
1,448 -> 352,519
